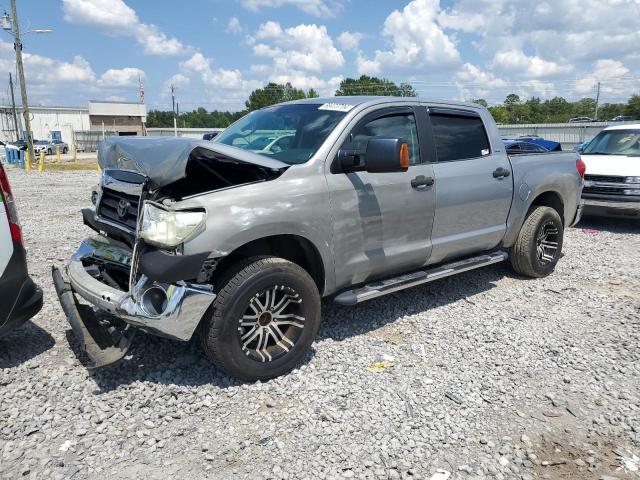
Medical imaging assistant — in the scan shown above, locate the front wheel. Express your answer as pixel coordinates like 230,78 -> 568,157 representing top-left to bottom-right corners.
62,147 -> 68,154
200,257 -> 321,381
510,206 -> 564,278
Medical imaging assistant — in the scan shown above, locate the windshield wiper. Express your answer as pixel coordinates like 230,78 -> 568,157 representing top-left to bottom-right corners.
585,151 -> 610,155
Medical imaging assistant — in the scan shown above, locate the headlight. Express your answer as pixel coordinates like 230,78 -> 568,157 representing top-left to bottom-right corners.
625,176 -> 640,184
139,202 -> 206,248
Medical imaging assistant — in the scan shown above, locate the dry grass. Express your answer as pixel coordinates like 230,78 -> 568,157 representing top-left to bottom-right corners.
39,161 -> 100,172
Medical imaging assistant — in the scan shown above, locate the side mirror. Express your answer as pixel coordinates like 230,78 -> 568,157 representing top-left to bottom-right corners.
337,149 -> 363,172
365,137 -> 410,173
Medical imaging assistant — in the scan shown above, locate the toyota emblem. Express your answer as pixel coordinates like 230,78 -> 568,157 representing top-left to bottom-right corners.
117,199 -> 131,218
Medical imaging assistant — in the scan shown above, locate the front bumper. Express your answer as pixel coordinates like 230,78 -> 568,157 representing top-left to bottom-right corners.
54,236 -> 216,367
582,194 -> 640,217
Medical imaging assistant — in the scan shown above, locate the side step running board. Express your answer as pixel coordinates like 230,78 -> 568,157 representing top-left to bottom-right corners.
333,251 -> 508,306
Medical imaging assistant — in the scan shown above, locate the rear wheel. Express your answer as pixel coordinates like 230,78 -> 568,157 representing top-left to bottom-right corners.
62,147 -> 68,154
200,256 -> 321,381
47,149 -> 52,155
510,206 -> 564,278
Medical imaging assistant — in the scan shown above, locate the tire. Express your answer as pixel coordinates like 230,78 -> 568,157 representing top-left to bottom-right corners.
200,256 -> 321,382
62,147 -> 68,154
47,149 -> 52,155
510,206 -> 564,278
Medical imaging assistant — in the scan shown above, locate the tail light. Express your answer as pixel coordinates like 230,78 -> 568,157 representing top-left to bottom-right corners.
576,157 -> 586,178
0,163 -> 22,245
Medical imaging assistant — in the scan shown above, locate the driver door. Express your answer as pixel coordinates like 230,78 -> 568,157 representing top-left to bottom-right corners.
326,106 -> 437,290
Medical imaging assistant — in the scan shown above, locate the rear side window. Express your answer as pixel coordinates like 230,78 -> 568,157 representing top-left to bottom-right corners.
430,113 -> 490,162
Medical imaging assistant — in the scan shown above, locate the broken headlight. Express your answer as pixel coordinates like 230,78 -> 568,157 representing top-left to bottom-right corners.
139,202 -> 206,248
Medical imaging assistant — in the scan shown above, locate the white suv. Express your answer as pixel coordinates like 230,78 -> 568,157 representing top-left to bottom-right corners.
0,163 -> 43,336
581,124 -> 640,218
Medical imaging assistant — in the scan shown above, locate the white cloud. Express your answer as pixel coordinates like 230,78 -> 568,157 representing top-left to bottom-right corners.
98,67 -> 144,87
268,74 -> 343,95
357,0 -> 460,75
251,22 -> 344,73
0,39 -> 149,105
24,53 -> 96,83
226,17 -> 243,35
455,63 -> 506,87
337,31 -> 363,51
454,63 -> 506,101
62,0 -> 187,55
492,49 -> 573,78
181,52 -> 211,73
575,59 -> 632,95
179,53 -> 257,89
240,0 -> 344,17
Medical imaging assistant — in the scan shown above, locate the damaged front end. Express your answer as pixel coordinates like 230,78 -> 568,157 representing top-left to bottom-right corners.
54,137 -> 288,368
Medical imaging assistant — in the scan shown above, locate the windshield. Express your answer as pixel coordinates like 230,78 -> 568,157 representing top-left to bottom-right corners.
214,104 -> 348,165
583,130 -> 640,156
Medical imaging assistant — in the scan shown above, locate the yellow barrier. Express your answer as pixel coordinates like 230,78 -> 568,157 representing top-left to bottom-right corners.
38,151 -> 45,173
56,146 -> 61,163
72,145 -> 77,162
25,151 -> 31,173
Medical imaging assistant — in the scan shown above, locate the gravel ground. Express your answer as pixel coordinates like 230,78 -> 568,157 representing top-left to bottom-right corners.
1,167 -> 639,480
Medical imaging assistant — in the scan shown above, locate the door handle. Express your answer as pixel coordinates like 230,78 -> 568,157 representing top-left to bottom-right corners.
411,175 -> 435,188
493,167 -> 511,178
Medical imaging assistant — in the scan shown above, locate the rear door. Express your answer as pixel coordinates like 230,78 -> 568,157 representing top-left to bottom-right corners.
326,105 -> 436,289
426,107 -> 513,264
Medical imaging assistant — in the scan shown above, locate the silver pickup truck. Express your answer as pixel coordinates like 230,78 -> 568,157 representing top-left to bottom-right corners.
53,97 -> 584,381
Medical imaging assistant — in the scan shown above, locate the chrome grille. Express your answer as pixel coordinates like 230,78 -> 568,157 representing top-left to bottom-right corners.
584,174 -> 625,183
583,185 -> 625,195
98,188 -> 140,231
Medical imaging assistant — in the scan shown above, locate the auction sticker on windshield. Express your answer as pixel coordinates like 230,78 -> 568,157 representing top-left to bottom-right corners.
318,103 -> 355,112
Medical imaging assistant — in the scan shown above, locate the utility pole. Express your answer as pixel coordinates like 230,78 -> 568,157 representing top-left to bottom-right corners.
170,84 -> 175,114
170,84 -> 177,136
8,73 -> 19,141
594,81 -> 601,121
10,0 -> 35,164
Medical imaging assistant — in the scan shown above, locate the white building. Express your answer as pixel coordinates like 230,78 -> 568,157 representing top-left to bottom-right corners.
0,105 -> 89,145
0,101 -> 146,147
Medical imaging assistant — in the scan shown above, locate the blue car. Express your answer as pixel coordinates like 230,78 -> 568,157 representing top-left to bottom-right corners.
503,140 -> 549,154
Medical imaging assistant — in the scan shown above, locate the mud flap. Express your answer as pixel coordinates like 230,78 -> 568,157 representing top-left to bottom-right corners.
52,266 -> 135,369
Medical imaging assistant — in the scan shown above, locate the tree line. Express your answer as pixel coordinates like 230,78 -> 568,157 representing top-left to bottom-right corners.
477,93 -> 640,124
145,75 -> 639,128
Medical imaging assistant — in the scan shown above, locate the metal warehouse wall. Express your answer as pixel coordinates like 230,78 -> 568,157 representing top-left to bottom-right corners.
0,106 -> 90,145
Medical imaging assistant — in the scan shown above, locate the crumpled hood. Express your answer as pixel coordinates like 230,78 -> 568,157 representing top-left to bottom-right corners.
98,136 -> 289,187
581,154 -> 640,177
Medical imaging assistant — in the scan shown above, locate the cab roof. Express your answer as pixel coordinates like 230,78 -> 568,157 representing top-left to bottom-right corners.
282,96 -> 484,110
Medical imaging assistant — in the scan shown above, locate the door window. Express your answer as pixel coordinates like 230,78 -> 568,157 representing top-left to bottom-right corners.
349,113 -> 420,165
430,113 -> 490,162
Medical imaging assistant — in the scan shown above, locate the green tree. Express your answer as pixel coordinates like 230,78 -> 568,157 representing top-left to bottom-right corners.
504,93 -> 522,123
398,82 -> 418,97
504,94 -> 521,106
306,88 -> 319,98
245,82 -> 308,111
523,97 -> 543,123
335,75 -> 417,97
625,93 -> 640,118
542,96 -> 571,122
598,103 -> 625,121
488,106 -> 509,124
472,98 -> 488,108
573,97 -> 597,118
